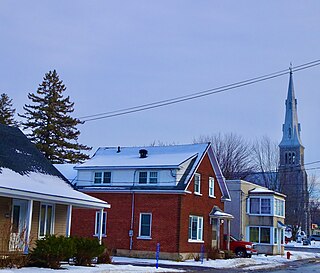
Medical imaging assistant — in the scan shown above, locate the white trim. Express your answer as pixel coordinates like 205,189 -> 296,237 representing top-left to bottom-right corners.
24,199 -> 33,254
248,226 -> 272,245
209,177 -> 215,198
188,215 -> 203,241
38,203 -> 55,238
194,173 -> 201,195
0,187 -> 110,209
94,210 -> 107,237
66,205 -> 72,237
138,213 -> 152,238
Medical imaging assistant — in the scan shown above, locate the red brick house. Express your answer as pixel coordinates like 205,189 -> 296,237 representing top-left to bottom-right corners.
71,143 -> 232,260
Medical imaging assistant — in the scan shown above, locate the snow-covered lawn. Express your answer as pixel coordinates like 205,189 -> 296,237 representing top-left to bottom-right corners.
0,251 -> 319,272
286,240 -> 320,248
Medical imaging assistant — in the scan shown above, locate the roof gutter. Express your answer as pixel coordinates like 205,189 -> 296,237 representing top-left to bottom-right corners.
0,187 -> 110,209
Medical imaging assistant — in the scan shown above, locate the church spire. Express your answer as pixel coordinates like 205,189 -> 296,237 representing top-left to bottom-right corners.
279,70 -> 303,147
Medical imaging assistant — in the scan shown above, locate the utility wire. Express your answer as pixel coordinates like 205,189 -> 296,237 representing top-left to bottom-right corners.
79,59 -> 320,122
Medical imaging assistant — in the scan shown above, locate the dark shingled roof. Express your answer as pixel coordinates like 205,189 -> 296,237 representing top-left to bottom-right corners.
0,124 -> 67,182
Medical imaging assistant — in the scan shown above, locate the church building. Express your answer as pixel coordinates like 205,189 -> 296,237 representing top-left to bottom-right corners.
278,70 -> 310,234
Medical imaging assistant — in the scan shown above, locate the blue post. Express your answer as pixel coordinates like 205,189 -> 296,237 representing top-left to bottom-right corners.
200,244 -> 204,264
156,243 -> 160,269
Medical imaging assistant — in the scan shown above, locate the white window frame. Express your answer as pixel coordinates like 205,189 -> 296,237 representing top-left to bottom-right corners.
208,177 -> 215,198
274,198 -> 285,217
94,171 -> 112,184
248,226 -> 271,244
248,197 -> 271,215
138,171 -> 158,184
194,173 -> 201,195
188,215 -> 203,242
138,213 -> 152,239
95,211 -> 107,236
38,203 -> 55,238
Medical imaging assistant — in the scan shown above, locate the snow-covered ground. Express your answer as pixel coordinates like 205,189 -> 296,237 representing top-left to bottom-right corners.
286,240 -> 320,248
0,250 -> 319,272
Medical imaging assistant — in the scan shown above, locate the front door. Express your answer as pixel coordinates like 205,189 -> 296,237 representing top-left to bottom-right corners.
211,218 -> 218,249
10,199 -> 27,251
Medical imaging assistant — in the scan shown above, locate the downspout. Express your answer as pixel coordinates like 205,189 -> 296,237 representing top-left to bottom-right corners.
129,171 -> 137,250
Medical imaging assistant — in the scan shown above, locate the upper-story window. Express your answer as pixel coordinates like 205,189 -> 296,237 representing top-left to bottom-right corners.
275,198 -> 285,217
248,197 -> 271,215
94,171 -> 111,184
285,152 -> 296,165
209,177 -> 215,197
138,171 -> 158,184
194,173 -> 201,195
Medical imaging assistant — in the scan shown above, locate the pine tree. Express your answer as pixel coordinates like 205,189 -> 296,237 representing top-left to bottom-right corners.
0,93 -> 18,126
19,70 -> 91,164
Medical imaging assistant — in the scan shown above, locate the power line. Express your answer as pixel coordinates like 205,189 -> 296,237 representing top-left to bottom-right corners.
79,59 -> 320,122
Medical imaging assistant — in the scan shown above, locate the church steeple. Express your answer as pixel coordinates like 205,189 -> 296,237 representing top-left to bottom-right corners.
279,70 -> 303,148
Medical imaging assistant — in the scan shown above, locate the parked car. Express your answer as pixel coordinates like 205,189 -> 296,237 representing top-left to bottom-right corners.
309,234 -> 320,241
223,235 -> 258,258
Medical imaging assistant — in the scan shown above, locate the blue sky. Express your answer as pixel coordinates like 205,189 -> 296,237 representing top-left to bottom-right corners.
1,1 -> 320,177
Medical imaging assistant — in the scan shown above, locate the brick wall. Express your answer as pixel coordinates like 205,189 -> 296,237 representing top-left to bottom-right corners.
72,153 -> 227,256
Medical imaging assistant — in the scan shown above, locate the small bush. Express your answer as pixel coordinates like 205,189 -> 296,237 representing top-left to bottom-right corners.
29,235 -> 75,269
224,250 -> 235,259
97,248 -> 112,264
207,247 -> 220,260
72,237 -> 105,266
194,253 -> 200,262
0,252 -> 30,269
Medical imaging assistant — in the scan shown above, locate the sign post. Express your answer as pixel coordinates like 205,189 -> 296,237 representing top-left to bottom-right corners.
156,243 -> 160,269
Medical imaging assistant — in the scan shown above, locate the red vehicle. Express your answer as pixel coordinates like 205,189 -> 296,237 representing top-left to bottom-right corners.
224,235 -> 258,258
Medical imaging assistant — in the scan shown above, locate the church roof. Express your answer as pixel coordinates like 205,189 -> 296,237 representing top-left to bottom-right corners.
279,71 -> 304,148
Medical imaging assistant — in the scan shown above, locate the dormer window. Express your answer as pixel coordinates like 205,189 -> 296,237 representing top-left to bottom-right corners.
138,171 -> 158,184
94,171 -> 111,184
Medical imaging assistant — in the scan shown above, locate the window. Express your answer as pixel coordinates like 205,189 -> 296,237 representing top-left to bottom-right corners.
149,172 -> 158,184
188,215 -> 203,241
209,177 -> 215,197
248,197 -> 271,215
94,172 -> 102,183
275,199 -> 285,217
260,227 -> 270,243
139,213 -> 152,238
249,198 -> 260,214
194,173 -> 201,194
95,211 -> 107,236
249,227 -> 259,243
261,199 -> 271,214
249,226 -> 271,244
274,228 -> 278,244
139,172 -> 148,184
39,204 -> 54,237
94,171 -> 111,184
138,171 -> 158,184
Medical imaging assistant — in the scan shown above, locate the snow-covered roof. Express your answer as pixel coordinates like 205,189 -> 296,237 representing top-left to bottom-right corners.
0,168 -> 109,208
75,144 -> 209,169
0,124 -> 109,209
54,164 -> 77,184
249,187 -> 286,198
75,143 -> 231,201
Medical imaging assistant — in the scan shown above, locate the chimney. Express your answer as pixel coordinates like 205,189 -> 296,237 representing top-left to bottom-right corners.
139,149 -> 148,158
117,146 -> 121,153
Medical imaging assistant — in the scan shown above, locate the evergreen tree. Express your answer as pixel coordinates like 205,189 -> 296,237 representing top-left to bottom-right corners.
19,70 -> 91,164
0,93 -> 18,126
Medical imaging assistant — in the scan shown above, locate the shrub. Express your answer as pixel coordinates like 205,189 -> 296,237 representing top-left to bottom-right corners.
29,235 -> 75,269
97,248 -> 112,264
224,250 -> 235,259
72,237 -> 105,266
207,247 -> 221,260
